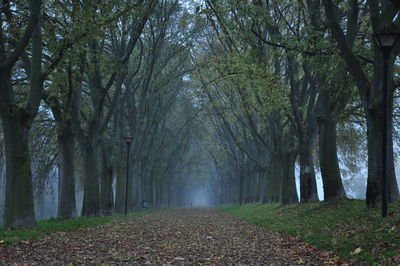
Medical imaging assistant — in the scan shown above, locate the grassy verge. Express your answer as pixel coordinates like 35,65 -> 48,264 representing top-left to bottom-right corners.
218,199 -> 400,265
0,209 -> 153,244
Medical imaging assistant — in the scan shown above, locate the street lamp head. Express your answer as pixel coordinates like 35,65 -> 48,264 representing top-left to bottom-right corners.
372,32 -> 400,55
123,136 -> 134,144
391,0 -> 400,9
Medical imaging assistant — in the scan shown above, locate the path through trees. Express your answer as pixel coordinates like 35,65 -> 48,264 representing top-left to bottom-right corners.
0,208 -> 352,265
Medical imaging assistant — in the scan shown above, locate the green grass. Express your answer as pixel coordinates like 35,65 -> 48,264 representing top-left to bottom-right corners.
218,199 -> 400,265
0,210 -> 153,244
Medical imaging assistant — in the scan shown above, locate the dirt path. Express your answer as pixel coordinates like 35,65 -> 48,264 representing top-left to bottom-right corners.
0,208 -> 350,265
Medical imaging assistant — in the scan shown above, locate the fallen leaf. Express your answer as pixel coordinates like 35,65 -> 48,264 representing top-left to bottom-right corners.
351,247 -> 362,255
0,209 -> 351,265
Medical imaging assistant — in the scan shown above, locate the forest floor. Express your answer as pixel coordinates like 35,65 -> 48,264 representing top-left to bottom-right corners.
0,208 -> 354,265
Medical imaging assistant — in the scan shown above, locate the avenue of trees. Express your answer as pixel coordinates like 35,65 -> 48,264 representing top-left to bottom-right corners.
0,0 -> 203,228
1,0 -> 400,229
197,0 -> 400,206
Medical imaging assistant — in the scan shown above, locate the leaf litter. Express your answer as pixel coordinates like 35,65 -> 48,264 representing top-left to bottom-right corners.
0,208 -> 358,265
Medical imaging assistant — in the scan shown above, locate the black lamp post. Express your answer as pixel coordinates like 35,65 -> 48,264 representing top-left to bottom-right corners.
372,32 -> 400,217
123,136 -> 134,215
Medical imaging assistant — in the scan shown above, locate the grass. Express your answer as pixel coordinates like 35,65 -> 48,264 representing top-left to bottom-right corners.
218,199 -> 400,265
0,209 -> 153,244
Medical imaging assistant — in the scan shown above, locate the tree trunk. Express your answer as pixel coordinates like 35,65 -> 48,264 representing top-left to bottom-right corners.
114,151 -> 125,213
163,176 -> 169,207
57,132 -> 77,219
132,162 -> 141,211
317,99 -> 346,201
2,110 -> 36,228
81,144 -> 100,217
256,166 -> 265,203
281,150 -> 298,204
388,88 -> 400,202
111,102 -> 125,213
364,104 -> 400,207
0,0 -> 42,228
152,175 -> 156,207
100,142 -> 114,216
299,141 -> 319,202
365,101 -> 382,208
220,181 -> 224,204
250,170 -> 258,202
365,53 -> 399,207
238,168 -> 244,204
168,176 -> 172,206
388,127 -> 400,202
219,180 -> 223,204
263,154 -> 282,202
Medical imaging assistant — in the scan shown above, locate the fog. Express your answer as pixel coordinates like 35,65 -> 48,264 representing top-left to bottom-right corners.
187,188 -> 212,207
1,156 -> 400,224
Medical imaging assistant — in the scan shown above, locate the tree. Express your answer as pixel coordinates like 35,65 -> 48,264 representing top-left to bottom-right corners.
76,0 -> 156,217
0,0 -> 42,228
323,0 -> 400,207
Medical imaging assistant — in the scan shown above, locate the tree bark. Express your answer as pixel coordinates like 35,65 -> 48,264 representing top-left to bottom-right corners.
385,57 -> 399,203
112,102 -> 125,213
132,160 -> 141,211
114,151 -> 125,213
388,110 -> 400,202
57,132 -> 77,219
281,150 -> 298,204
2,109 -> 36,228
366,56 -> 399,206
299,141 -> 319,202
100,142 -> 114,216
263,154 -> 282,202
81,143 -> 100,217
317,92 -> 346,202
55,65 -> 82,219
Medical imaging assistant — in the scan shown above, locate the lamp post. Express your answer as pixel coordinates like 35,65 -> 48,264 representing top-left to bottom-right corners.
372,32 -> 400,217
123,136 -> 134,215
